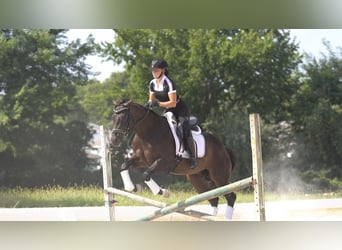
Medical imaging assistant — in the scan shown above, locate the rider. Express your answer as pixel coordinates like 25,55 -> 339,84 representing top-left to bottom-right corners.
145,58 -> 197,169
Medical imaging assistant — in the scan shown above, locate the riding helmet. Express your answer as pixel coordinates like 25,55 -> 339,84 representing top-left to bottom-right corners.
151,58 -> 168,69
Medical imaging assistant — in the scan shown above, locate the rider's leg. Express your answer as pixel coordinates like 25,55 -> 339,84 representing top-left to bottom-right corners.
176,121 -> 184,146
186,133 -> 197,169
179,116 -> 197,169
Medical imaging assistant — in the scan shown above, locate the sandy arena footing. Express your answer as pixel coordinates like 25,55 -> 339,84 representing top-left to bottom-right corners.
1,198 -> 342,221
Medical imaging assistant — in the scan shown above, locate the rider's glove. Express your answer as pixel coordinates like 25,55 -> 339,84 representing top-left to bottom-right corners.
145,100 -> 159,108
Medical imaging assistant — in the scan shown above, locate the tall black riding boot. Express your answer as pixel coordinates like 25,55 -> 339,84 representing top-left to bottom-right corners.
186,135 -> 197,169
179,116 -> 197,169
176,122 -> 184,145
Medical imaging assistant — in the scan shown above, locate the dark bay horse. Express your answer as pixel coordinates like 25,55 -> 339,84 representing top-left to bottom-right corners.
111,99 -> 236,219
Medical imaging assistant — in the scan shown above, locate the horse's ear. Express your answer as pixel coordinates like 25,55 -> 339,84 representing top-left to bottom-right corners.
125,99 -> 132,106
112,100 -> 117,106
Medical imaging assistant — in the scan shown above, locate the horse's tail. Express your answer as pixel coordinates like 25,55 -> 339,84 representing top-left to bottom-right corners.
225,147 -> 236,170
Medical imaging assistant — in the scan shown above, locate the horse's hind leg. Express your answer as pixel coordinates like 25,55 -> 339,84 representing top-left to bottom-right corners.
208,167 -> 236,220
223,192 -> 236,219
187,172 -> 220,216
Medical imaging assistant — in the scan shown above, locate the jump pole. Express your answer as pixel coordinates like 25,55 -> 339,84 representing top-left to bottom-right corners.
100,126 -> 115,221
135,177 -> 254,221
249,114 -> 266,221
105,187 -> 227,221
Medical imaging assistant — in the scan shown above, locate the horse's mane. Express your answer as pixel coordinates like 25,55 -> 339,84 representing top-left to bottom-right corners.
117,98 -> 130,106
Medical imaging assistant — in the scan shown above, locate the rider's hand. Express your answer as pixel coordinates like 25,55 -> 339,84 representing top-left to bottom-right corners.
151,100 -> 159,107
145,100 -> 159,108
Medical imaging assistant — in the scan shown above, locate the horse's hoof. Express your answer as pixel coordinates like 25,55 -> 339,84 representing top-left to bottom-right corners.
162,189 -> 170,198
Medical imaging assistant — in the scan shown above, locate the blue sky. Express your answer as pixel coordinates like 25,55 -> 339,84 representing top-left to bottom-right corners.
290,29 -> 342,58
66,29 -> 342,82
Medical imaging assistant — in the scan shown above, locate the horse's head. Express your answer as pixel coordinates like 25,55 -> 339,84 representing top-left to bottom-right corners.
111,99 -> 132,146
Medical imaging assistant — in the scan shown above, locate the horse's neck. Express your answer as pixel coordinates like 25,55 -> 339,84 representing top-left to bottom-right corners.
131,106 -> 166,138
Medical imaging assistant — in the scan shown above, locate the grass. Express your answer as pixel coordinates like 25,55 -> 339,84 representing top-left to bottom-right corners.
0,185 -> 104,208
0,185 -> 341,208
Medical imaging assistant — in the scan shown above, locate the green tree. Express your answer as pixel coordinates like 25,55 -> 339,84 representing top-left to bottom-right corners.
77,71 -> 129,128
0,29 -> 95,187
289,43 -> 342,189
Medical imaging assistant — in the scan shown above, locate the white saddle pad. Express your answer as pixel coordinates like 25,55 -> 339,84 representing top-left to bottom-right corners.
163,112 -> 205,158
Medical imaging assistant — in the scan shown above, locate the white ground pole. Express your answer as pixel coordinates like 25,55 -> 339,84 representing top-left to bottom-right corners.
249,114 -> 266,221
100,125 -> 115,221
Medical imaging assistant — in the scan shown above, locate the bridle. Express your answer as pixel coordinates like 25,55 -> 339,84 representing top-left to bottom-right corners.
111,103 -> 150,137
111,106 -> 131,136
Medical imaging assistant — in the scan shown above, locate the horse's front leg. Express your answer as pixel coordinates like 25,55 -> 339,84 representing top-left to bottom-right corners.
143,158 -> 173,197
120,158 -> 141,192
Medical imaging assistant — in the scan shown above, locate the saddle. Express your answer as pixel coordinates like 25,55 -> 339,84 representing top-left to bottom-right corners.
163,112 -> 205,158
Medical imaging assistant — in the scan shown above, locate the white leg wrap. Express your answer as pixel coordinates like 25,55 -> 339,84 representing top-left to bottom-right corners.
211,206 -> 218,216
144,178 -> 161,195
225,205 -> 234,220
120,170 -> 135,192
161,188 -> 169,198
135,183 -> 143,192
